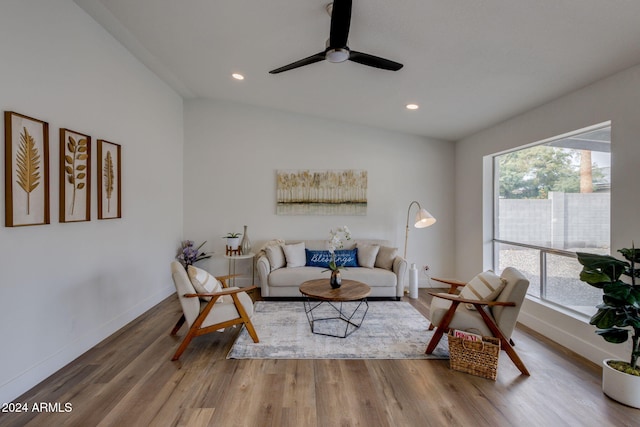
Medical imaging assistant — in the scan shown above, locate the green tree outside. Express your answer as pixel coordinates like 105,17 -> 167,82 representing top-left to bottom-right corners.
498,145 -> 603,199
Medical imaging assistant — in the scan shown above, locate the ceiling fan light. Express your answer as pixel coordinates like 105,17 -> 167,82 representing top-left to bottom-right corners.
326,48 -> 349,63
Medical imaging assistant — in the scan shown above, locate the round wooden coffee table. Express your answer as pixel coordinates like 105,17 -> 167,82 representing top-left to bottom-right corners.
299,279 -> 371,338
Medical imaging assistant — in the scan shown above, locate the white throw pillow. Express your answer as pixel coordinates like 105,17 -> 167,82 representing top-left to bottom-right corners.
375,246 -> 397,270
187,265 -> 224,303
282,242 -> 306,267
357,243 -> 380,269
459,270 -> 506,309
265,245 -> 286,270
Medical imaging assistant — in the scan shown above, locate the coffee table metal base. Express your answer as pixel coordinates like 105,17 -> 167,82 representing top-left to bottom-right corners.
303,298 -> 369,338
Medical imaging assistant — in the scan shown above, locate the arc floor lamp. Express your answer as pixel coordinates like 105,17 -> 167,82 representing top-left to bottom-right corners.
404,200 -> 436,259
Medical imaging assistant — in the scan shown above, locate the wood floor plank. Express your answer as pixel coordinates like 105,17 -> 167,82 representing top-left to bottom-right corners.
1,290 -> 639,427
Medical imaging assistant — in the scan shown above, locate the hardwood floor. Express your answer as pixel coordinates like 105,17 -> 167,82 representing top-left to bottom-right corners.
1,289 -> 638,427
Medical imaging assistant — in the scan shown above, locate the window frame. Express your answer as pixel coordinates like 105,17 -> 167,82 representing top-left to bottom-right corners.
490,122 -> 611,317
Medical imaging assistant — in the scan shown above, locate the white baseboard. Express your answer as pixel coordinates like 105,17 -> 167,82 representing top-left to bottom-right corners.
0,286 -> 174,404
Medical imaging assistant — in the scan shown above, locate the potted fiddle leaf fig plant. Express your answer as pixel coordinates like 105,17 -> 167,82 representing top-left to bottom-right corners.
577,245 -> 640,408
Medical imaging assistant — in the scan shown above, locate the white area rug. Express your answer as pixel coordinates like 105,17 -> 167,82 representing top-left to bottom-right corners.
227,301 -> 449,359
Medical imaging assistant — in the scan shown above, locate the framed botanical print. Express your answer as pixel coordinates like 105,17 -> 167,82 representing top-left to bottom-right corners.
97,139 -> 121,220
4,111 -> 50,227
60,128 -> 91,223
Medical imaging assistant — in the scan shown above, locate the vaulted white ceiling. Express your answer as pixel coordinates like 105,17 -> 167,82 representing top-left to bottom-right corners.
75,0 -> 640,141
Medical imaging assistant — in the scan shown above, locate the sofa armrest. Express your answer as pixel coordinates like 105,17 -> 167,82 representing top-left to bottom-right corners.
392,255 -> 408,298
256,254 -> 271,297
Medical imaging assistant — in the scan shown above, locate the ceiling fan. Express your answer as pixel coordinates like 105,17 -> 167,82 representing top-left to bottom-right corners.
269,0 -> 403,74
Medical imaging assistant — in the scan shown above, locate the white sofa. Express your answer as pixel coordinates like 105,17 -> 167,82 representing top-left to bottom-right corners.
257,239 -> 407,299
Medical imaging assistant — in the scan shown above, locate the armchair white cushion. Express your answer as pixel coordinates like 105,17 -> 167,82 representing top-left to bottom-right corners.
187,265 -> 224,302
426,267 -> 530,375
170,261 -> 258,360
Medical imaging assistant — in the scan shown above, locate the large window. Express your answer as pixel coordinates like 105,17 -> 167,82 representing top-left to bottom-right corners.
493,124 -> 611,316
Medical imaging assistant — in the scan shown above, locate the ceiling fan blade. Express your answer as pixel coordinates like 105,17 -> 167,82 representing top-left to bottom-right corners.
348,51 -> 403,71
269,52 -> 326,74
329,0 -> 352,48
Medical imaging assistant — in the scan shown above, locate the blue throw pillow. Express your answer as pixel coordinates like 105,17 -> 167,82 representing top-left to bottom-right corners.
305,250 -> 331,268
334,249 -> 359,267
305,249 -> 359,268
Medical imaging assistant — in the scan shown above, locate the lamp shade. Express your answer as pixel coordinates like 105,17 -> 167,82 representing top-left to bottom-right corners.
414,208 -> 436,228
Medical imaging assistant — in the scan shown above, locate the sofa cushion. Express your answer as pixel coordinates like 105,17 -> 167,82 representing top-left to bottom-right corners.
187,265 -> 223,303
265,245 -> 286,270
334,249 -> 358,267
356,243 -> 379,268
268,266 -> 397,288
305,249 -> 332,267
459,270 -> 507,309
375,246 -> 398,270
283,242 -> 306,267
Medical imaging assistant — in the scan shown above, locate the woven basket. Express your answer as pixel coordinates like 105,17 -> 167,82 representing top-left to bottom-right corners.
447,331 -> 500,380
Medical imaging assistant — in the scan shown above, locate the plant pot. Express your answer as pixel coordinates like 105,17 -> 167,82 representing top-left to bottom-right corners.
226,237 -> 240,250
602,359 -> 640,408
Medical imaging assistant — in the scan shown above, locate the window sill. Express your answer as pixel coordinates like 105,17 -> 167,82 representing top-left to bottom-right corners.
524,294 -> 594,323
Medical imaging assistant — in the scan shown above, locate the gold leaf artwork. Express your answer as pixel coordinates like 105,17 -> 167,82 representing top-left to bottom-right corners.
15,127 -> 41,215
64,136 -> 88,215
104,151 -> 114,212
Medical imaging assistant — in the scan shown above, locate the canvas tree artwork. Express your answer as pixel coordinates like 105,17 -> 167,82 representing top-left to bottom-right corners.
4,111 -> 50,227
97,139 -> 121,220
276,169 -> 367,215
60,129 -> 91,222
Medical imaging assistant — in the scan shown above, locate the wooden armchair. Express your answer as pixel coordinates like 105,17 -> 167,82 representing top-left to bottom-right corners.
170,261 -> 259,361
426,267 -> 531,375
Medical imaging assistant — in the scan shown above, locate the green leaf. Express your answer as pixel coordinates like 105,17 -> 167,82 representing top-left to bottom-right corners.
577,252 -> 628,282
603,281 -> 631,300
590,308 -> 617,329
619,248 -> 640,263
630,288 -> 640,308
596,328 -> 629,344
579,269 -> 608,288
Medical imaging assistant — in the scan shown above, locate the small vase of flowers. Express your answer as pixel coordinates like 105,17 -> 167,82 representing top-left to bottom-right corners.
176,240 -> 213,269
323,226 -> 351,288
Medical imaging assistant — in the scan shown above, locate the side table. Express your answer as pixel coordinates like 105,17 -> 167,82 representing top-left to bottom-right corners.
223,252 -> 255,287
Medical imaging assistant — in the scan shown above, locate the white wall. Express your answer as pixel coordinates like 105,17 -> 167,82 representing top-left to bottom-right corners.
183,99 -> 455,286
0,1 -> 184,402
455,63 -> 640,364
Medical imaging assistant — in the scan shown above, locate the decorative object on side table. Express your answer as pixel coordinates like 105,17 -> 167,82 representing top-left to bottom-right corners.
224,232 -> 242,255
322,226 -> 351,288
240,225 -> 251,255
176,240 -> 213,269
577,244 -> 640,408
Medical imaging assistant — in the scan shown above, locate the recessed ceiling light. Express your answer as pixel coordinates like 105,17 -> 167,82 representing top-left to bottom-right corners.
406,103 -> 419,110
232,73 -> 245,80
